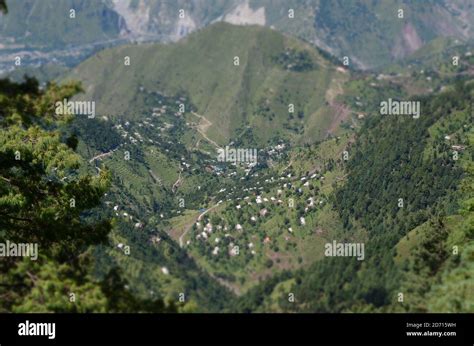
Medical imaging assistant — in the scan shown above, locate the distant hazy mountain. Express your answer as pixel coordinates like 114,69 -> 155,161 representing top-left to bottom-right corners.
1,0 -> 473,71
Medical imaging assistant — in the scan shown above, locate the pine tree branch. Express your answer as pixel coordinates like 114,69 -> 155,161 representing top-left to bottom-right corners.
2,214 -> 33,222
0,175 -> 11,183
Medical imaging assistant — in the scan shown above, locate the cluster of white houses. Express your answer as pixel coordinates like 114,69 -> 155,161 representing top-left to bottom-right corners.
190,168 -> 327,258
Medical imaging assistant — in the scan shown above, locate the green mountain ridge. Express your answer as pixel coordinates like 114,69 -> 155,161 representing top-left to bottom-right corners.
66,22 -> 349,146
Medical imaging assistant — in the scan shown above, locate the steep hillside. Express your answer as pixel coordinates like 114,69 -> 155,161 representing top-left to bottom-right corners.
66,22 -> 348,146
230,80 -> 473,312
304,0 -> 474,69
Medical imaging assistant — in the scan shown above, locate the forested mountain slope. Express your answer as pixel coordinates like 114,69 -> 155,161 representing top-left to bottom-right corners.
230,80 -> 473,312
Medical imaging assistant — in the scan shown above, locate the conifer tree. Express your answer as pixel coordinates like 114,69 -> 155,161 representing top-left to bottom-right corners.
0,0 -> 174,312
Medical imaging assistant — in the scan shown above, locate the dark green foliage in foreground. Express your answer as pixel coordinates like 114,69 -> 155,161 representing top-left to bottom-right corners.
0,74 -> 175,312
